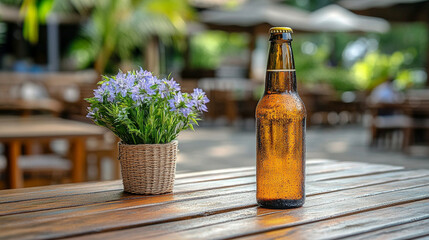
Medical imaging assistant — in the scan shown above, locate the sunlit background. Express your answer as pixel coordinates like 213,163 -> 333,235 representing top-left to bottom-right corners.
0,0 -> 428,188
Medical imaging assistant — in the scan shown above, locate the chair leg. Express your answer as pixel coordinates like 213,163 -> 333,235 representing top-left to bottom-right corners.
402,127 -> 411,154
114,158 -> 121,179
97,155 -> 103,181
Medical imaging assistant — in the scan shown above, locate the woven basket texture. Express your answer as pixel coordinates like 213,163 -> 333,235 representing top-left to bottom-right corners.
118,140 -> 178,195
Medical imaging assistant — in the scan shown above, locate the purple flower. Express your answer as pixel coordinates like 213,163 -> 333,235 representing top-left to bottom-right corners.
93,88 -> 104,102
168,92 -> 196,117
168,92 -> 184,111
180,107 -> 191,117
86,107 -> 98,119
166,78 -> 181,92
136,67 -> 152,78
191,88 -> 209,112
94,82 -> 114,102
144,76 -> 158,96
131,75 -> 160,104
158,81 -> 169,98
112,72 -> 135,97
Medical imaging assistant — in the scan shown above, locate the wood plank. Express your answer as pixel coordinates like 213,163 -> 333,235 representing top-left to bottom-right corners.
0,161 -> 362,204
175,161 -> 366,185
0,180 -> 255,217
67,176 -> 429,240
71,137 -> 86,183
241,200 -> 429,239
0,180 -> 120,196
146,185 -> 429,240
0,163 -> 424,217
5,140 -> 23,189
3,176 -> 429,239
78,199 -> 429,240
309,169 -> 429,194
174,166 -> 255,179
0,169 -> 253,203
416,236 -> 429,240
0,159 -> 332,197
304,159 -> 337,165
1,169 -> 428,218
0,116 -> 105,141
0,181 -> 123,204
175,170 -> 255,185
307,163 -> 403,182
342,217 -> 429,240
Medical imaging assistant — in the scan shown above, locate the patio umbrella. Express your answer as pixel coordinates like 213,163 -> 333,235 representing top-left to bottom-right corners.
309,4 -> 390,33
338,0 -> 428,10
199,0 -> 313,30
338,0 -> 429,85
199,1 -> 390,33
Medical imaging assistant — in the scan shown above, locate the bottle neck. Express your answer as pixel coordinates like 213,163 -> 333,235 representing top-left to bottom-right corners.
265,38 -> 296,94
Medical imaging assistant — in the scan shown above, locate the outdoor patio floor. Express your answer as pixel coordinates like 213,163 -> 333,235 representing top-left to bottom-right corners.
177,124 -> 429,173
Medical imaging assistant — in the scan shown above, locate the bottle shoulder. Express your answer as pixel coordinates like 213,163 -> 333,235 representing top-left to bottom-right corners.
256,93 -> 306,119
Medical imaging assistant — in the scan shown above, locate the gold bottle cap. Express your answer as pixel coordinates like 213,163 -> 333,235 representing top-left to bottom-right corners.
269,27 -> 293,34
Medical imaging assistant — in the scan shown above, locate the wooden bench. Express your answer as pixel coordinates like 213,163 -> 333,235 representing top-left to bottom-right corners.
1,159 -> 429,239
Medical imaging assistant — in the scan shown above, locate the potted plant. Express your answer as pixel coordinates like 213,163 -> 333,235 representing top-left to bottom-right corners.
86,68 -> 209,194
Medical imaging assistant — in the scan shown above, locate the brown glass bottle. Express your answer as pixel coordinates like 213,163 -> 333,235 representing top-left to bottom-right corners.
256,27 -> 306,209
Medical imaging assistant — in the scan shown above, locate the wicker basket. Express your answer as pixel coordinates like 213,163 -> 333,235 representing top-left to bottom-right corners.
118,140 -> 178,195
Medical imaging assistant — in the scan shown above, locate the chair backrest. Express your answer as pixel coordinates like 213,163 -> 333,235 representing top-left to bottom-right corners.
0,72 -> 25,100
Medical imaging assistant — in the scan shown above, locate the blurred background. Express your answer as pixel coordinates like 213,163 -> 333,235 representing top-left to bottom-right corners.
0,0 -> 428,189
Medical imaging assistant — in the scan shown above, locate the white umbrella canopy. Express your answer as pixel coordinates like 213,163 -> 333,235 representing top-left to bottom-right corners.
338,0 -> 427,10
199,1 -> 390,33
199,0 -> 313,30
309,4 -> 390,33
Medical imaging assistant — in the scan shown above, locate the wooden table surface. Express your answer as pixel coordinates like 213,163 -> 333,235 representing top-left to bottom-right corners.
0,116 -> 105,188
0,116 -> 104,141
1,159 -> 429,240
0,99 -> 63,117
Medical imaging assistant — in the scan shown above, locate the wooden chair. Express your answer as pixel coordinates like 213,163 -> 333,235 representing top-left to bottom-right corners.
0,154 -> 71,189
367,103 -> 411,149
86,132 -> 120,180
401,98 -> 429,154
67,82 -> 120,180
205,89 -> 238,124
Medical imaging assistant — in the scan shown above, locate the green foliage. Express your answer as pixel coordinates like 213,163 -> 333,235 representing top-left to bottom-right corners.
376,23 -> 428,68
87,69 -> 209,144
351,51 -> 404,90
88,96 -> 191,144
19,0 -> 55,44
293,35 -> 357,92
16,0 -> 193,73
68,0 -> 194,73
293,25 -> 427,92
190,31 -> 248,69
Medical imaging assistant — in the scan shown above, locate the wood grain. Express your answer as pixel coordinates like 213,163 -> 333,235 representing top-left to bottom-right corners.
71,174 -> 429,239
3,174 -> 429,239
5,140 -> 22,188
343,217 -> 429,240
0,161 -> 427,240
0,160 -> 366,204
71,138 -> 86,183
0,163 -> 414,216
71,176 -> 429,240
151,185 -> 429,240
241,200 -> 429,239
0,116 -> 105,141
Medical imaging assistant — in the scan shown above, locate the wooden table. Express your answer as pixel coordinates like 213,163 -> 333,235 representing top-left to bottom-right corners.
0,116 -> 105,188
0,99 -> 63,117
1,159 -> 429,239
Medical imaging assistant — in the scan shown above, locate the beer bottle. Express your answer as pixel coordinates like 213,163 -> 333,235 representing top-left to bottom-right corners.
256,27 -> 306,209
